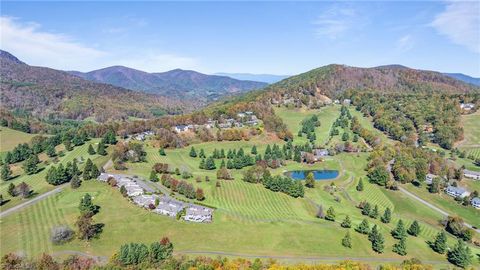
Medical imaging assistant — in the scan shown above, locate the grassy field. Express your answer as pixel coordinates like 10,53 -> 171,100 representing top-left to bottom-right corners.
0,139 -> 111,211
459,110 -> 480,148
274,105 -> 340,146
0,127 -> 38,152
2,107 -> 479,267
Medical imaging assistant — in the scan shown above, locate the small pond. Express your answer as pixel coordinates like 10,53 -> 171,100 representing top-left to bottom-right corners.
284,170 -> 339,180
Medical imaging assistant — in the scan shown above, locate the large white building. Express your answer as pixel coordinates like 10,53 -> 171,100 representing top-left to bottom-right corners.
464,170 -> 480,180
445,186 -> 470,198
184,205 -> 213,223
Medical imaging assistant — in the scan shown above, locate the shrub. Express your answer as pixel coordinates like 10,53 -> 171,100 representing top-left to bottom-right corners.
51,225 -> 74,244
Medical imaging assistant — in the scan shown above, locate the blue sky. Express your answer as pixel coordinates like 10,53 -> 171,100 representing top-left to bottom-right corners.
1,1 -> 479,76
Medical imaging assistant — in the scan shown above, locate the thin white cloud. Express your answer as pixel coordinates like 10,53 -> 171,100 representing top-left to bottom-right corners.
396,34 -> 414,52
0,16 -> 199,72
313,7 -> 365,39
431,1 -> 480,53
0,16 -> 106,70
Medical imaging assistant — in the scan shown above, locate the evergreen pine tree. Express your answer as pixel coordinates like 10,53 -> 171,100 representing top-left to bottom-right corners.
381,207 -> 392,223
1,163 -> 12,181
83,159 -> 93,180
97,142 -> 107,156
159,147 -> 166,156
8,183 -> 16,196
372,232 -> 385,253
342,231 -> 352,248
71,174 -> 81,189
305,172 -> 315,188
341,215 -> 352,228
447,239 -> 472,268
46,144 -> 56,157
251,146 -> 257,155
356,219 -> 370,234
189,147 -> 197,158
88,144 -> 96,155
79,193 -> 95,216
22,154 -> 39,175
356,178 -> 364,191
391,220 -> 407,240
325,206 -> 336,221
392,238 -> 407,256
361,202 -> 371,216
205,157 -> 216,170
368,225 -> 379,242
407,220 -> 421,236
220,160 -> 226,168
369,204 -> 379,219
199,159 -> 205,169
432,231 -> 447,254
199,149 -> 205,158
90,164 -> 100,179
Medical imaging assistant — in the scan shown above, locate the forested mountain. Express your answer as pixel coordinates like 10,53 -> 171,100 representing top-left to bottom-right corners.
69,66 -> 267,102
443,73 -> 480,86
0,50 -> 190,122
261,64 -> 479,101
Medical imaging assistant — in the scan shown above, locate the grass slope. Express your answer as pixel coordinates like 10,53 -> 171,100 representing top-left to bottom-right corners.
0,127 -> 37,152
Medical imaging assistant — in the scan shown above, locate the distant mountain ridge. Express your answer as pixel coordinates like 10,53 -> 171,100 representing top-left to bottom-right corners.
260,64 -> 479,102
0,50 -> 190,122
214,73 -> 290,84
443,73 -> 480,86
69,66 -> 267,102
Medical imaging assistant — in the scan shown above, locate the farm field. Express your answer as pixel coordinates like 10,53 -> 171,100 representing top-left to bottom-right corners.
0,127 -> 38,152
0,139 -> 111,211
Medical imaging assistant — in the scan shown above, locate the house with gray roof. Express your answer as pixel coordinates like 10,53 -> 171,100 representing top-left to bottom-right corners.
471,197 -> 480,209
133,194 -> 158,208
464,170 -> 480,180
184,205 -> 213,223
445,186 -> 470,198
154,197 -> 185,217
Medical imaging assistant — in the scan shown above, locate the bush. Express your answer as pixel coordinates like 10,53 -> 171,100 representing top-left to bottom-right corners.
50,225 -> 74,244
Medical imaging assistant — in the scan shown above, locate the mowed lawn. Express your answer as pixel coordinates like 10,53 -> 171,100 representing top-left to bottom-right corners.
460,110 -> 480,147
0,127 -> 38,152
1,180 -> 466,266
274,105 -> 340,145
0,139 -> 111,211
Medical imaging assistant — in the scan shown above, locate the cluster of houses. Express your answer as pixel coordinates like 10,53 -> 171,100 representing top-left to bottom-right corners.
174,112 -> 259,133
424,171 -> 480,209
98,173 -> 213,222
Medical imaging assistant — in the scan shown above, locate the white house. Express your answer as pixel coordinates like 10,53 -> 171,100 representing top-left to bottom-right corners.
445,186 -> 470,198
471,197 -> 480,209
125,185 -> 143,197
343,99 -> 351,105
425,173 -> 437,185
184,205 -> 213,223
463,170 -> 480,180
174,125 -> 189,133
460,103 -> 475,110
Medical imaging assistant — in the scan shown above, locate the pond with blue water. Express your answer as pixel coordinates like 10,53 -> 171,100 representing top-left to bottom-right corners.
285,170 -> 339,180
